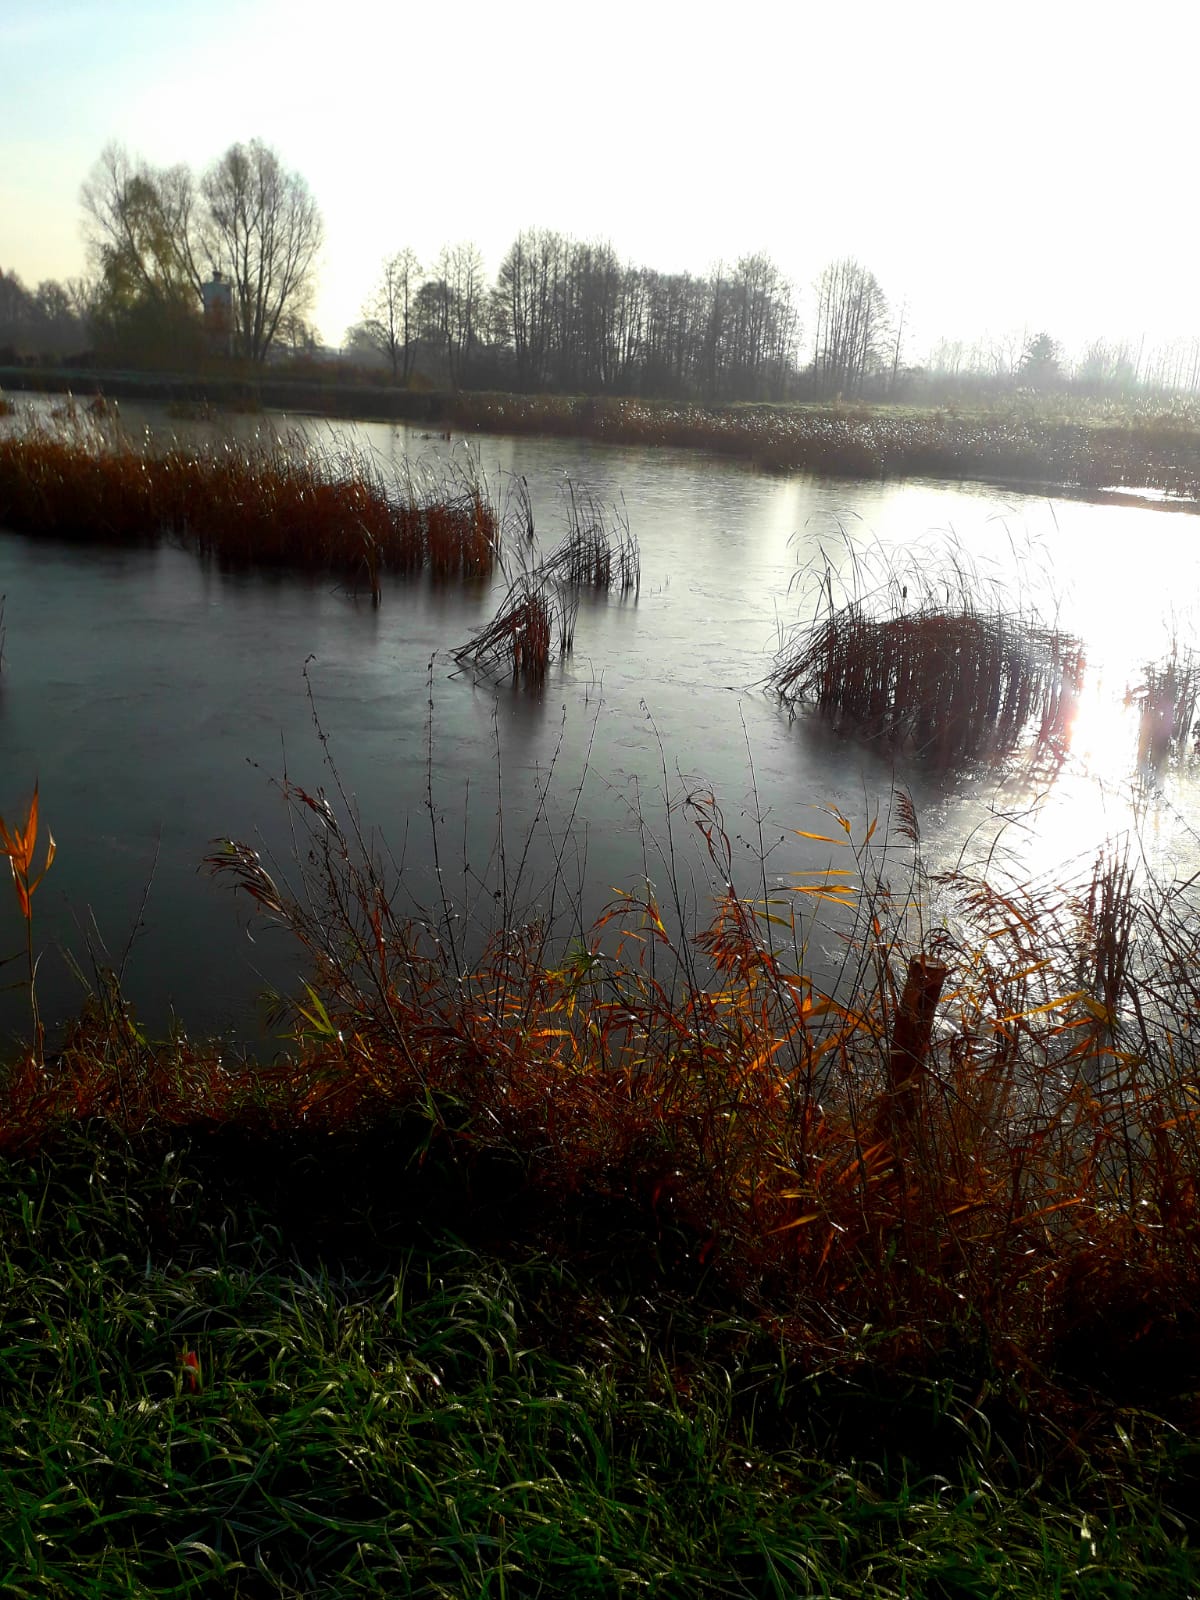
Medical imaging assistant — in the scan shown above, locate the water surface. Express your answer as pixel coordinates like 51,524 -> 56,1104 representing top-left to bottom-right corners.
2,405 -> 1198,1046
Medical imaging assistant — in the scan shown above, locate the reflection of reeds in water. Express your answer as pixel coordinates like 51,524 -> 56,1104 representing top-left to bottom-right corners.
1132,649 -> 1200,768
772,603 -> 1085,766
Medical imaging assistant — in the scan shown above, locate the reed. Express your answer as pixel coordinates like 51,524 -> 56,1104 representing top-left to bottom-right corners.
772,601 -> 1085,765
453,476 -> 632,684
452,573 -> 577,683
1133,647 -> 1200,767
5,768 -> 1195,1357
771,536 -> 1085,767
128,777 -> 1194,1378
0,417 -> 499,590
541,480 -> 640,593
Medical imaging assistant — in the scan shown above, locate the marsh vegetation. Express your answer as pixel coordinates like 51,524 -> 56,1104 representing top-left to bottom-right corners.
0,414 -> 497,591
2,405 -> 1200,1593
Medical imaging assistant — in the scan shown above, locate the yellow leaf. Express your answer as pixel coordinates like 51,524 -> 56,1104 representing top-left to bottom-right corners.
998,990 -> 1087,1023
771,1212 -> 823,1233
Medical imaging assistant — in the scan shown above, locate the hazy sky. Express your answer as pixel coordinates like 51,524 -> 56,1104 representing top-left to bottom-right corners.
1,0 -> 1195,359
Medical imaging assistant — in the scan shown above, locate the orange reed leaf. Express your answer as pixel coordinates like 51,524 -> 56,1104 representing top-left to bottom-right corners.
997,990 -> 1088,1023
771,1211 -> 824,1233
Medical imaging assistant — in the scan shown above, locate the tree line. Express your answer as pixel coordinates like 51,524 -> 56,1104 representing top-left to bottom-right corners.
351,233 -> 811,401
1,140 -> 321,372
4,137 -> 1200,403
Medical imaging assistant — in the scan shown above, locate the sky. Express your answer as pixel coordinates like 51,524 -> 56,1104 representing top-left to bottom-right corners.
1,0 -> 1197,361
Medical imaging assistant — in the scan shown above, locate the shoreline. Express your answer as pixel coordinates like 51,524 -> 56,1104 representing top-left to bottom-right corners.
6,365 -> 1200,504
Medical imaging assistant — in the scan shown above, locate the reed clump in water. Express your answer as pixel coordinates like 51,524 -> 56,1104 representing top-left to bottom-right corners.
770,534 -> 1085,766
452,574 -> 577,684
541,480 -> 640,594
453,476 -> 633,684
0,419 -> 498,591
1132,647 -> 1200,767
772,601 -> 1085,765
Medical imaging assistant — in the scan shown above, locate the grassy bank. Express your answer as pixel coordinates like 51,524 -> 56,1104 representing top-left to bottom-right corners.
3,762 -> 1200,1590
2,1123 -> 1196,1597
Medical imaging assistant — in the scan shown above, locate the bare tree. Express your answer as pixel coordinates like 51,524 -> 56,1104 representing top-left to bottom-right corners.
1076,338 -> 1138,393
496,229 -> 569,390
432,242 -> 487,387
812,257 -> 889,397
361,248 -> 421,382
200,140 -> 323,363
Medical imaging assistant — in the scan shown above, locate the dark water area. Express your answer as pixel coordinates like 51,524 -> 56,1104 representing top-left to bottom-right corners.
2,403 -> 1199,1050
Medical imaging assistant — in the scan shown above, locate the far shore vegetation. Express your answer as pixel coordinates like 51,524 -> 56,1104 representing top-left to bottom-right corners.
8,371 -> 1200,504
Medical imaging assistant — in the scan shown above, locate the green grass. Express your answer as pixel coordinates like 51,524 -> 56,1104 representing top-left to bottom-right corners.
1,1125 -> 1196,1598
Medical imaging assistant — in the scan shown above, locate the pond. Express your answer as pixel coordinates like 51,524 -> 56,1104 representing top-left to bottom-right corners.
2,401 -> 1199,1047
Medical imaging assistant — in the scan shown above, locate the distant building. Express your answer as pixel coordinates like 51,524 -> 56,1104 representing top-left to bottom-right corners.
201,272 -> 234,357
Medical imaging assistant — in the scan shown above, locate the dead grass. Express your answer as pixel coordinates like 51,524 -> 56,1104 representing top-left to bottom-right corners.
446,392 -> 1200,497
452,476 -> 635,684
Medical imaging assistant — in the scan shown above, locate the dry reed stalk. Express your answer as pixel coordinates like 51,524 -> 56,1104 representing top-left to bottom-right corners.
771,600 -> 1085,767
0,422 -> 498,589
1132,648 -> 1200,767
452,575 -> 577,684
455,478 -> 633,688
541,482 -> 640,594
